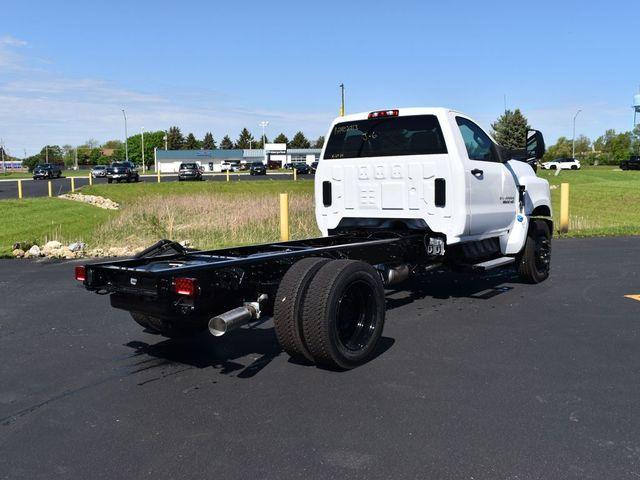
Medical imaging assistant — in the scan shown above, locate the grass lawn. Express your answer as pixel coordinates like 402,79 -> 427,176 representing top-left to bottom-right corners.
0,170 -> 95,180
1,169 -> 639,257
0,198 -> 115,257
538,167 -> 640,237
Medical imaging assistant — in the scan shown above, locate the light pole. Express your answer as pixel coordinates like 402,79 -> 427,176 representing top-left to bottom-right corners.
572,109 -> 582,160
259,121 -> 269,147
1,139 -> 5,174
122,109 -> 129,161
163,131 -> 168,150
141,127 -> 145,172
339,83 -> 345,116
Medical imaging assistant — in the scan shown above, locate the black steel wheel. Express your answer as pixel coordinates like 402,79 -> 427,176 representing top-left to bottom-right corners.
273,257 -> 330,361
517,219 -> 552,284
302,260 -> 385,369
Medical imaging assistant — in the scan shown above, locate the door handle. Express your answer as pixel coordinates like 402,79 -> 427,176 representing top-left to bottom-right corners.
471,168 -> 483,176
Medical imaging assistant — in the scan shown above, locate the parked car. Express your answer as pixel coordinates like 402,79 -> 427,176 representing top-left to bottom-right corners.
310,161 -> 319,174
292,163 -> 310,175
620,155 -> 640,170
91,165 -> 108,178
32,164 -> 62,180
249,162 -> 267,175
107,161 -> 139,183
178,162 -> 203,181
541,157 -> 581,170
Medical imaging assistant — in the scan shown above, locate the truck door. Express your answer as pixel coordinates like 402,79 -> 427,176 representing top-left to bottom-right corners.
455,116 -> 517,236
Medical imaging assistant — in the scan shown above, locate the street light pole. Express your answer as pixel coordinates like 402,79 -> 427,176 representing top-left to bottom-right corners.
339,83 -> 345,116
163,131 -> 168,150
122,109 -> 129,161
572,109 -> 582,160
259,121 -> 269,147
1,139 -> 5,174
141,127 -> 145,173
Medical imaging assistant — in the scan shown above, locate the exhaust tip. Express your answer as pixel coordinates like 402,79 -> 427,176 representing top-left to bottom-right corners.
208,316 -> 228,337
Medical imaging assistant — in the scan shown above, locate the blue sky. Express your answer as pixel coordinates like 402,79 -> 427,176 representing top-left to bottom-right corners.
1,0 -> 638,155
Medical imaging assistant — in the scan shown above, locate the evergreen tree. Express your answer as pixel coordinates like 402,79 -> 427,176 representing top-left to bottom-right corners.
202,132 -> 216,150
290,131 -> 311,149
166,126 -> 185,150
273,133 -> 289,145
313,136 -> 325,148
491,109 -> 531,150
219,135 -> 234,149
234,128 -> 255,149
184,133 -> 200,149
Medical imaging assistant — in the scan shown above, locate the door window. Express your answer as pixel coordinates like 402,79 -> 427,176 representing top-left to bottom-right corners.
455,117 -> 498,162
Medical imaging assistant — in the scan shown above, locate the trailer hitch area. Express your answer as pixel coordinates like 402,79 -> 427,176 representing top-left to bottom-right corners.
208,295 -> 266,337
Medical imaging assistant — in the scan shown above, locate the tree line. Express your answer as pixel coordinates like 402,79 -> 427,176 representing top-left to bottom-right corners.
491,109 -> 639,165
21,127 -> 326,170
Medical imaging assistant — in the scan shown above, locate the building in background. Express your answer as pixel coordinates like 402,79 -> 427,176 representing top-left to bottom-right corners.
155,145 -> 321,173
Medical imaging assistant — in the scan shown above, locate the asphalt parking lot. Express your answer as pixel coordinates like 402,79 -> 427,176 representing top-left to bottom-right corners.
1,236 -> 639,479
0,172 -> 309,200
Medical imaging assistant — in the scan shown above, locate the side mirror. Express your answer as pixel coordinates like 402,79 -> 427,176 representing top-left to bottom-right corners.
526,130 -> 545,161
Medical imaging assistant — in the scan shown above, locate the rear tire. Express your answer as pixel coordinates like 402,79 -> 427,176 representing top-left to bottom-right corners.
273,257 -> 331,361
302,260 -> 386,369
517,220 -> 551,284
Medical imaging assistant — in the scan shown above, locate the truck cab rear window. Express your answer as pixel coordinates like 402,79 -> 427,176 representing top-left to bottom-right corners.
323,115 -> 447,159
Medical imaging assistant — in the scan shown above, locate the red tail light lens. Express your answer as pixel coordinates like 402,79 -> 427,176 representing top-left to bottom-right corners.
174,277 -> 198,297
75,265 -> 86,282
368,109 -> 399,119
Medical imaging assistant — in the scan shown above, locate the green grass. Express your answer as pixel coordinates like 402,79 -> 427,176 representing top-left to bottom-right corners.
0,170 -> 97,180
539,167 -> 640,236
0,198 -> 115,257
2,170 -> 639,258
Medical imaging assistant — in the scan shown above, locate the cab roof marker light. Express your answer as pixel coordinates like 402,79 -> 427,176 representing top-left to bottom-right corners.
368,109 -> 399,119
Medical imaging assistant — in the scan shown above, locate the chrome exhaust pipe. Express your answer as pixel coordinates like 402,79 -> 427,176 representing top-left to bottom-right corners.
208,305 -> 257,337
382,264 -> 410,286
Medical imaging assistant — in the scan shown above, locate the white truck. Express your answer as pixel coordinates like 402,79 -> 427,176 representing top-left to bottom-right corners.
76,107 -> 552,370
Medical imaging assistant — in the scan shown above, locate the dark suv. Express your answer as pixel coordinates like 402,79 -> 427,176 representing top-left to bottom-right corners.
178,163 -> 203,181
249,162 -> 267,175
107,161 -> 139,183
620,155 -> 640,171
33,164 -> 62,180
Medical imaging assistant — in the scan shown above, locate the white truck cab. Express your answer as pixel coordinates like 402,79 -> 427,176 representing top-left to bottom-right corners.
315,107 -> 551,258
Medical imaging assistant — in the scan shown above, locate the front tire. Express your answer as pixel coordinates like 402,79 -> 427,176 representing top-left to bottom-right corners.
517,220 -> 551,284
302,260 -> 386,369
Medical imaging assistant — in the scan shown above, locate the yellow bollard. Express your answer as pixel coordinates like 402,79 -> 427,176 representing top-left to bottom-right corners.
70,177 -> 75,192
157,169 -> 161,183
48,180 -> 52,197
293,167 -> 297,182
88,174 -> 92,186
17,179 -> 23,199
559,183 -> 569,233
279,193 -> 290,241
226,169 -> 230,182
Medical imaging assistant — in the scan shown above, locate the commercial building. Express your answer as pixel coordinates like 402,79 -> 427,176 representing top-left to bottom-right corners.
155,144 -> 321,173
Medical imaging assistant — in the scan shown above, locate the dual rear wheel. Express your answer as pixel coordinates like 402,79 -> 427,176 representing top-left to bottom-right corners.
273,258 -> 386,370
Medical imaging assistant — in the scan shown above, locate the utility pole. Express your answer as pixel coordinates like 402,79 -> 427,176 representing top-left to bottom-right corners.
141,127 -> 145,172
122,109 -> 129,161
572,109 -> 582,160
339,83 -> 345,116
74,148 -> 78,170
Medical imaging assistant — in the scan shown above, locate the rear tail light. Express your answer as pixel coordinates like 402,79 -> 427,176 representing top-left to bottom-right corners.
368,109 -> 399,119
174,277 -> 198,297
75,266 -> 86,282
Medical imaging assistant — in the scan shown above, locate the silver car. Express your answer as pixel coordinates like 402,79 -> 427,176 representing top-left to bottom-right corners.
91,165 -> 108,178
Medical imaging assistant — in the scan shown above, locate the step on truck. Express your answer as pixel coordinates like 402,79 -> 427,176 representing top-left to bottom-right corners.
75,108 -> 552,370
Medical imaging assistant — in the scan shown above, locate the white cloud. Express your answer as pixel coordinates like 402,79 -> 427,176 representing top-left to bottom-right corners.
0,35 -> 332,156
